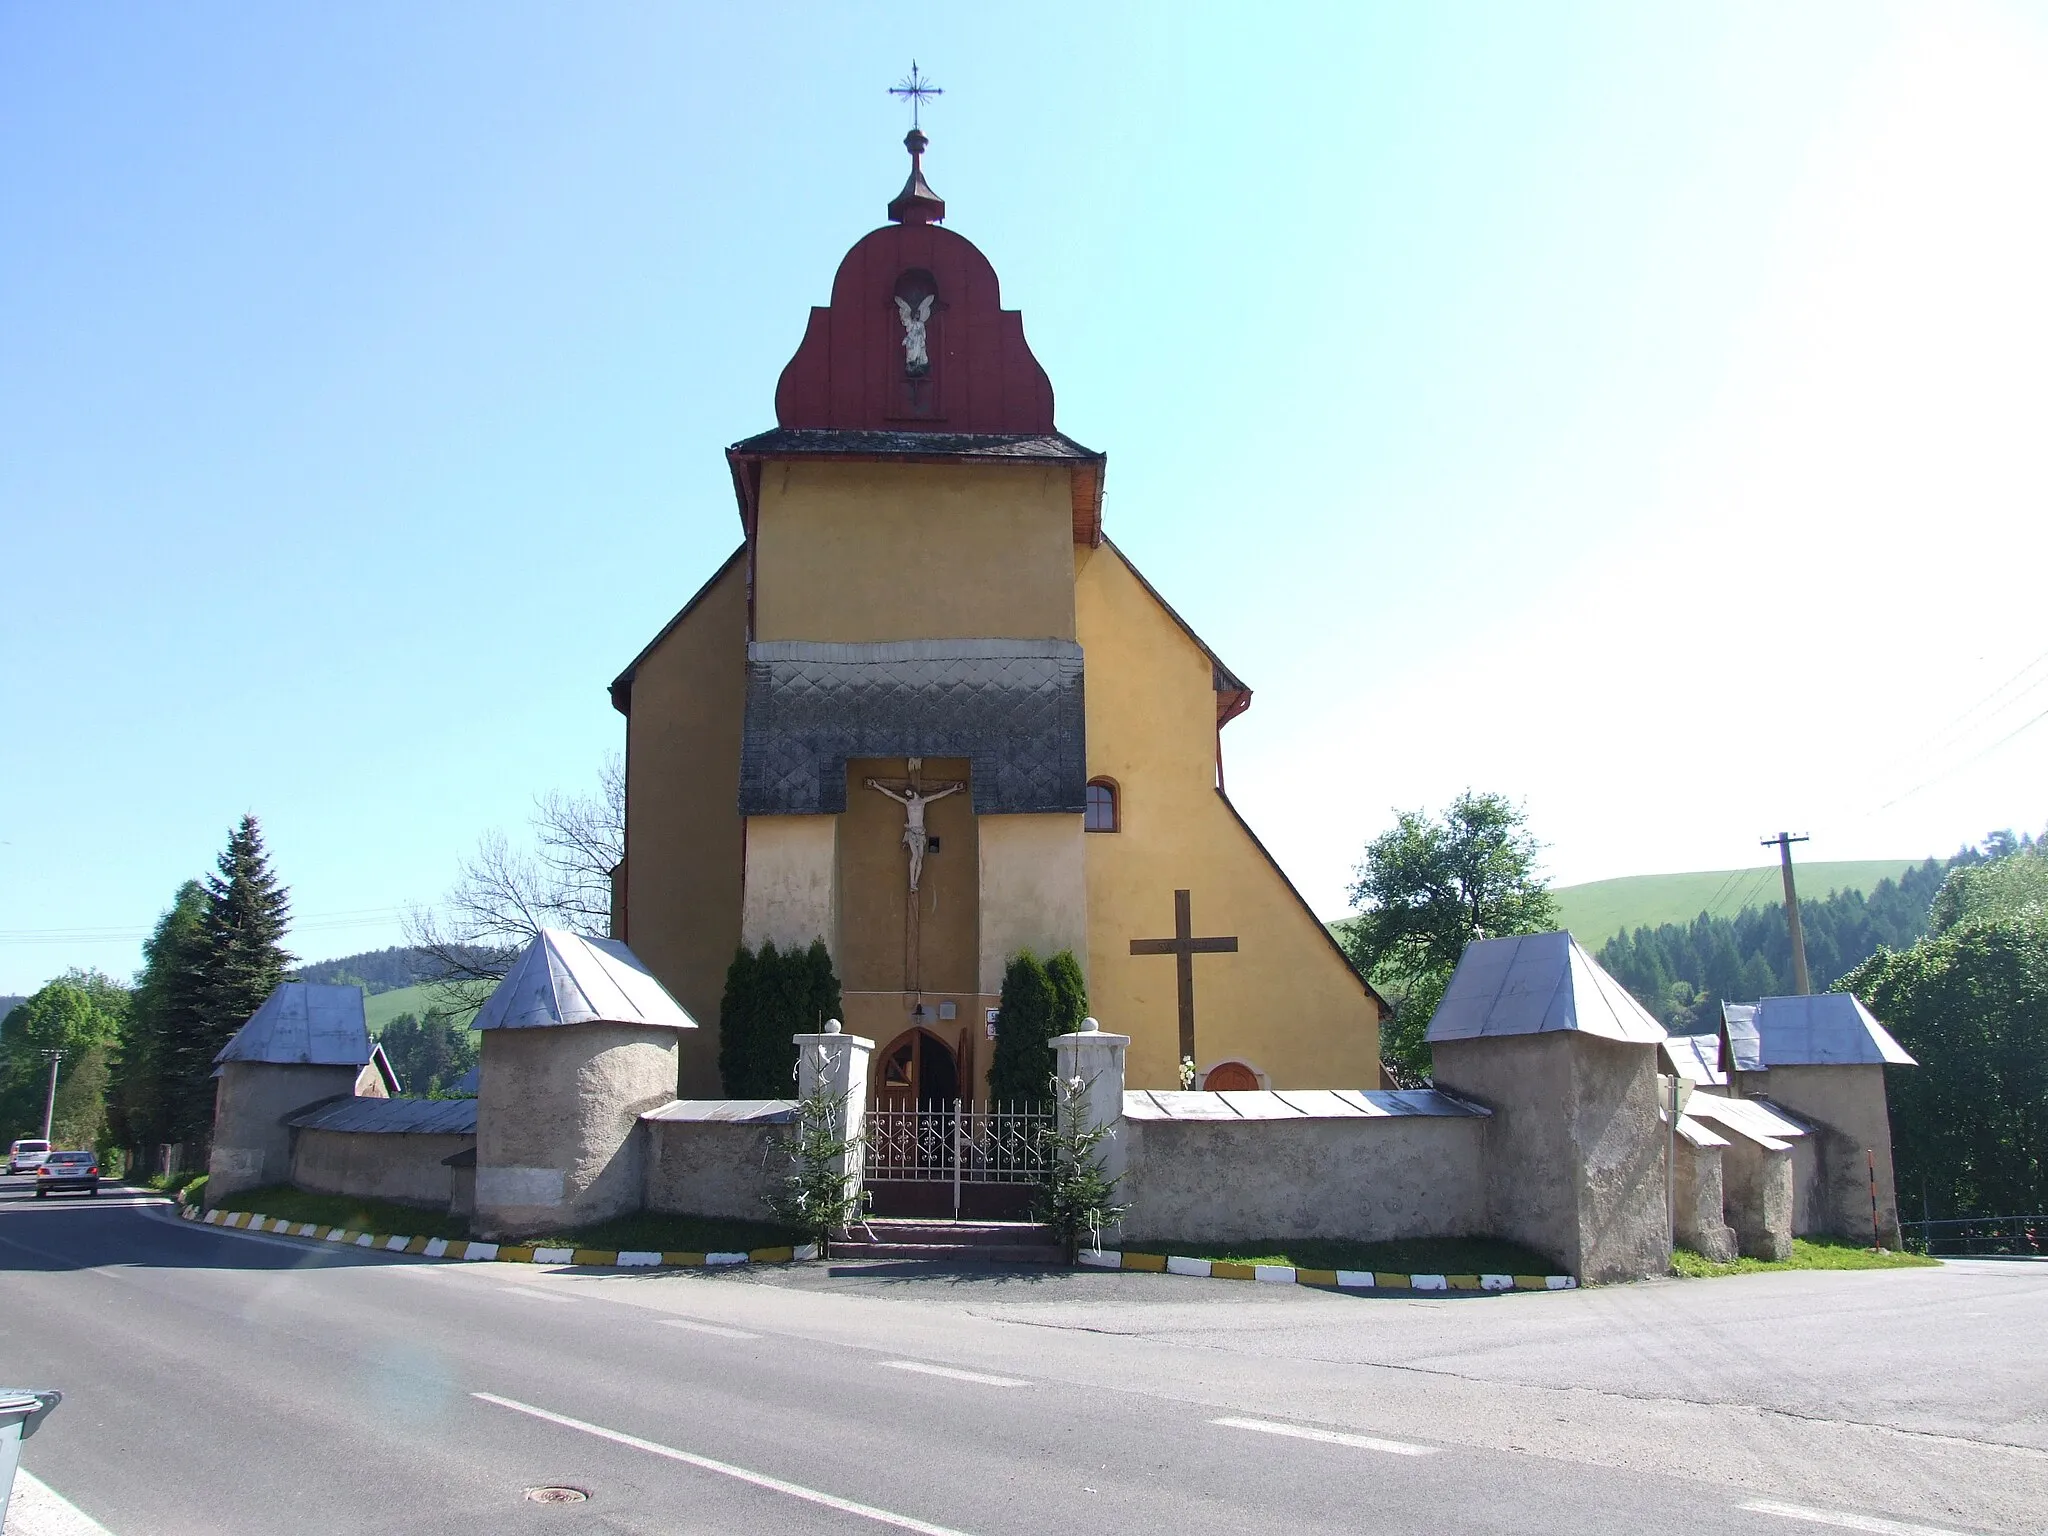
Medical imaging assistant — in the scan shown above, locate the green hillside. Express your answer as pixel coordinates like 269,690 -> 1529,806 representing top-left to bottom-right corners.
364,982 -> 480,1036
1552,859 -> 1929,948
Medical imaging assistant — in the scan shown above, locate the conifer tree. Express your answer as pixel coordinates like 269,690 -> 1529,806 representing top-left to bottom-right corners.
717,939 -> 842,1096
717,943 -> 762,1095
802,939 -> 843,1038
108,880 -> 209,1153
169,817 -> 293,1143
990,950 -> 1058,1107
1046,949 -> 1088,1036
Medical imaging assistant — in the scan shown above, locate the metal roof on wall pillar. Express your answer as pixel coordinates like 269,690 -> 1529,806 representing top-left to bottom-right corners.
1721,1002 -> 1763,1072
472,929 -> 700,1033
1752,994 -> 1916,1066
1427,932 -> 1668,1046
213,982 -> 373,1068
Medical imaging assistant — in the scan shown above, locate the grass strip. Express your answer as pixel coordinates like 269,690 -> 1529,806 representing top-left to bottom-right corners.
1119,1235 -> 1561,1277
1671,1237 -> 1939,1278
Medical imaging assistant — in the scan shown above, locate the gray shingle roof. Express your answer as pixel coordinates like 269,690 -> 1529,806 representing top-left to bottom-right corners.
1427,932 -> 1667,1046
473,929 -> 699,1033
285,1097 -> 479,1135
214,982 -> 372,1068
739,638 -> 1087,816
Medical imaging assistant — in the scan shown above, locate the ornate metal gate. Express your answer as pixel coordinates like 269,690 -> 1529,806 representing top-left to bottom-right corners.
863,1100 -> 1050,1220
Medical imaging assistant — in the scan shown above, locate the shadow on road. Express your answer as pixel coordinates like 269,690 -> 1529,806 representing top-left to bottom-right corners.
0,1183 -> 421,1276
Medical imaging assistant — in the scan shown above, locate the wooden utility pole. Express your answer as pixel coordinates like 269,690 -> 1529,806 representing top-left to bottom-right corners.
1762,832 -> 1812,995
40,1050 -> 66,1142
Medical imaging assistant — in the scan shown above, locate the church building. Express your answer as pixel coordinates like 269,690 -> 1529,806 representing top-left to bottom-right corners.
609,124 -> 1384,1098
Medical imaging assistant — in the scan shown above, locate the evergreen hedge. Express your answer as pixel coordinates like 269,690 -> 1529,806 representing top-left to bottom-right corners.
718,939 -> 843,1097
989,948 -> 1087,1107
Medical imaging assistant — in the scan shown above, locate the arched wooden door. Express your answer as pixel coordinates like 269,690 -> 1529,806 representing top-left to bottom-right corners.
873,1027 -> 960,1110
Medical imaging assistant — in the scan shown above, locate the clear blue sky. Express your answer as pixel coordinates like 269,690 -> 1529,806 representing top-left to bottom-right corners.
6,2 -> 2046,992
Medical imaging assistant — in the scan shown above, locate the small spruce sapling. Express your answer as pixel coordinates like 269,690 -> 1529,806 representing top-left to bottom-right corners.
765,1063 -> 862,1256
1034,1071 -> 1129,1262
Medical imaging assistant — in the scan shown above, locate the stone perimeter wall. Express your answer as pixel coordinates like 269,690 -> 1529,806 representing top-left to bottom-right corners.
643,1121 -> 786,1222
1118,1115 -> 1486,1248
291,1129 -> 474,1211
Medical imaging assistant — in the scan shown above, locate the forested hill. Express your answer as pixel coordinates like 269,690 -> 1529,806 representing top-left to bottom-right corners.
292,945 -> 463,995
1597,854 -> 1970,1032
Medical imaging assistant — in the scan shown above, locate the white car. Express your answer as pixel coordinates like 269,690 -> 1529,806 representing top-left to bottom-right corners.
7,1139 -> 51,1174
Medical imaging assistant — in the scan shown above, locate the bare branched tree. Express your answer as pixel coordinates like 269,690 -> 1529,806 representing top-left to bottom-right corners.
404,755 -> 625,1015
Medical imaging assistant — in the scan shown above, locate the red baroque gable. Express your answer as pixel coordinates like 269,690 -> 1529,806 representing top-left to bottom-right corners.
773,222 -> 1056,433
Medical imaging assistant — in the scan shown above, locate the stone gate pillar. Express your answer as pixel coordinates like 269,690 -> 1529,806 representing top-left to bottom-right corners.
794,1021 -> 873,1202
1053,1017 -> 1129,1187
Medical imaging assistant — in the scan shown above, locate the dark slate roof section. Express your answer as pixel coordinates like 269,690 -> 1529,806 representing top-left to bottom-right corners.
610,545 -> 746,715
285,1097 -> 480,1135
1103,537 -> 1250,702
739,638 -> 1087,816
731,428 -> 1102,463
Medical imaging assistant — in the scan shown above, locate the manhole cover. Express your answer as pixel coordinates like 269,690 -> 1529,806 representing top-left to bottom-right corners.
524,1486 -> 589,1504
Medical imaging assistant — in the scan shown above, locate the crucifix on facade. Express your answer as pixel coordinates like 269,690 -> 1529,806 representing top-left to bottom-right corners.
1129,889 -> 1238,1070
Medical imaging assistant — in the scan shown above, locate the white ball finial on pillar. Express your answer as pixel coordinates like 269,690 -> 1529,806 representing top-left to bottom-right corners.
1081,1016 -> 1100,1033
823,1019 -> 842,1035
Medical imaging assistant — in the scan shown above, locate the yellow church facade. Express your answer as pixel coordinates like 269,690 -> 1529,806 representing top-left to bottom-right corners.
609,132 -> 1383,1098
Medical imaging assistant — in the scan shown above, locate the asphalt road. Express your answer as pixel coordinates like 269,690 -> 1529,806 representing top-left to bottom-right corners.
2,1177 -> 2042,1536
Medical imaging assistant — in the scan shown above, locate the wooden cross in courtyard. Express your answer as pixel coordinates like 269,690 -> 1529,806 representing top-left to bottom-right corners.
1129,889 -> 1238,1070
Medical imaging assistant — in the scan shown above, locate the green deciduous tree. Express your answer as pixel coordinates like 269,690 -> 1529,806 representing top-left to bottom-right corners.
1343,791 -> 1557,1079
1,973 -> 127,1148
1840,914 -> 2048,1222
1928,848 -> 2048,937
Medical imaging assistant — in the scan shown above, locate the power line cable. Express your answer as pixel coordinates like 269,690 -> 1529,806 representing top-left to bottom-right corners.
1876,699 -> 2048,813
1883,643 -> 2048,778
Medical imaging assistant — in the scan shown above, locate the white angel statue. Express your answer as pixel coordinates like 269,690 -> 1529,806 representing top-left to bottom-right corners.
894,293 -> 934,374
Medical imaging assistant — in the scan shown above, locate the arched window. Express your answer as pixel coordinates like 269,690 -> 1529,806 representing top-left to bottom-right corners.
1202,1060 -> 1262,1092
1084,779 -> 1119,833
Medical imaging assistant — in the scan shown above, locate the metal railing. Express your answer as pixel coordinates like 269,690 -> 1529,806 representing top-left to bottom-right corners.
863,1100 -> 1050,1218
1900,1215 -> 2047,1257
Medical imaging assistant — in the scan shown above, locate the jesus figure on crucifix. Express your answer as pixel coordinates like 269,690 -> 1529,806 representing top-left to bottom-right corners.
866,763 -> 963,893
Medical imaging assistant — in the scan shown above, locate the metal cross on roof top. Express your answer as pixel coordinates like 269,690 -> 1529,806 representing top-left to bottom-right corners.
890,61 -> 943,129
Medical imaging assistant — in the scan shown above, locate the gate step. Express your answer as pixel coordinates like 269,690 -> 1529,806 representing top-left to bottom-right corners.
832,1219 -> 1064,1265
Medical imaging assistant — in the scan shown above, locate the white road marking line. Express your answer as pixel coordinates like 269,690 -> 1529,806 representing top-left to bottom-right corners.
1740,1499 -> 1969,1535
472,1392 -> 974,1535
1211,1416 -> 1437,1457
500,1286 -> 573,1303
7,1469 -> 120,1535
660,1319 -> 760,1339
880,1360 -> 1031,1388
